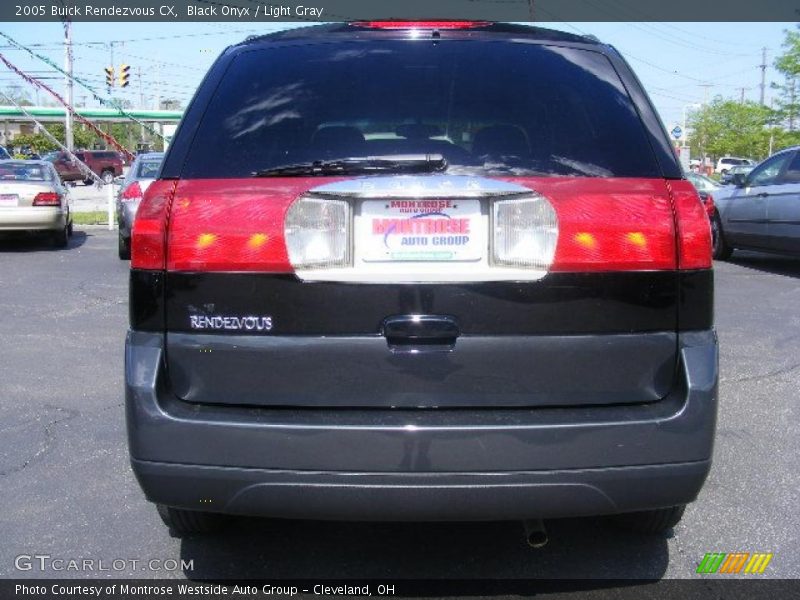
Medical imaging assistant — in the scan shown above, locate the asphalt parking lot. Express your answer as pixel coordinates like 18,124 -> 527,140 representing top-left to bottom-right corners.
0,227 -> 798,582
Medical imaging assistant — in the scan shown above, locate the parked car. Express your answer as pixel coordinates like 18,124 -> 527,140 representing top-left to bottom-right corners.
0,159 -> 72,246
45,149 -> 123,185
0,146 -> 10,160
117,152 -> 163,260
686,171 -> 721,193
126,22 -> 716,539
715,156 -> 755,175
719,164 -> 754,185
686,172 -> 720,246
713,146 -> 800,259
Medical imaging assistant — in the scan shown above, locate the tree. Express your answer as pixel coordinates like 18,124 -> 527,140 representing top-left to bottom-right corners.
10,123 -> 97,153
773,25 -> 800,130
688,98 -> 778,160
1,85 -> 33,106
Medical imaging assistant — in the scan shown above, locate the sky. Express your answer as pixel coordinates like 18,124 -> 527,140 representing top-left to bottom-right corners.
0,21 -> 794,133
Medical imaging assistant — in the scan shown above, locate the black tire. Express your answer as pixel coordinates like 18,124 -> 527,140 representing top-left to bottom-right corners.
101,170 -> 114,184
84,177 -> 94,186
67,220 -> 73,237
611,504 -> 686,534
711,213 -> 733,260
118,233 -> 131,260
52,225 -> 69,248
156,504 -> 224,537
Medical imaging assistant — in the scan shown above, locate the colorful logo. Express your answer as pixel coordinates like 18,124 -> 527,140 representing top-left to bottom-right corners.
696,552 -> 773,574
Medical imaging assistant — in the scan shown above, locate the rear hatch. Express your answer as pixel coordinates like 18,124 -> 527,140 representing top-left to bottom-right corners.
133,24 -> 711,409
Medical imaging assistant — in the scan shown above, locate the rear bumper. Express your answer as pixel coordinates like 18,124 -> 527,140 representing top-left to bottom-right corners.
0,207 -> 66,231
132,459 -> 710,521
125,330 -> 718,520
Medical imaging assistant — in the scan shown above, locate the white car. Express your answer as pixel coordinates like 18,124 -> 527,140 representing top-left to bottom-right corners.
715,156 -> 755,175
0,159 -> 72,247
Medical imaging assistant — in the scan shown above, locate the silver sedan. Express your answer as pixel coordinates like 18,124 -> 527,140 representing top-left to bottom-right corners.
713,146 -> 800,259
0,159 -> 72,247
116,152 -> 163,260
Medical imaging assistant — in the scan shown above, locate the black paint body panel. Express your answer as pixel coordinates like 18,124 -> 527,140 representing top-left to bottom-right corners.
127,270 -> 713,334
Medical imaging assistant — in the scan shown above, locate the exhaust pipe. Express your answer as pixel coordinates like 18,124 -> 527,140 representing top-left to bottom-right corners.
522,519 -> 548,548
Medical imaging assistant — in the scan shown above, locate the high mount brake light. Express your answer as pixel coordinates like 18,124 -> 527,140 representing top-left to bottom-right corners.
32,192 -> 61,206
352,21 -> 490,30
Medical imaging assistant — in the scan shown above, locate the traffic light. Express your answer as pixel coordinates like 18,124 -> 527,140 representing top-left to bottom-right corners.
118,64 -> 130,88
104,66 -> 114,88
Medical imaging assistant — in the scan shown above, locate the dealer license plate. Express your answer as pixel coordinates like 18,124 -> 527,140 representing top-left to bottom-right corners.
0,194 -> 19,207
359,199 -> 482,262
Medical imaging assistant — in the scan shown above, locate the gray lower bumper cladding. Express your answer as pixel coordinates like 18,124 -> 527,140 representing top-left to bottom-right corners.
125,330 -> 718,520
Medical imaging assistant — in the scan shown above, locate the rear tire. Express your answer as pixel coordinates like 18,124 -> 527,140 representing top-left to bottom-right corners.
118,234 -> 131,260
156,504 -> 224,537
101,170 -> 114,185
711,213 -> 733,260
611,504 -> 686,534
52,225 -> 69,248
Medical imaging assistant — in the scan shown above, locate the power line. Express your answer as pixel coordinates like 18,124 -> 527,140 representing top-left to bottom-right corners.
0,52 -> 133,159
0,31 -> 165,140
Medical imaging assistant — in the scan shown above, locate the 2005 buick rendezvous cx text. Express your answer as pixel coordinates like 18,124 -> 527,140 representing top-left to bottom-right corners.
124,21 -> 717,537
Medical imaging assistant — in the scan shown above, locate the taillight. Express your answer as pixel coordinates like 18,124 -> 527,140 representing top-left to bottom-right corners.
120,181 -> 143,202
165,179 -> 326,272
131,180 -> 177,270
527,178 -> 678,272
352,21 -> 490,29
32,192 -> 61,206
668,180 -> 713,270
161,177 -> 712,276
700,192 -> 716,217
492,196 -> 558,269
285,196 -> 350,269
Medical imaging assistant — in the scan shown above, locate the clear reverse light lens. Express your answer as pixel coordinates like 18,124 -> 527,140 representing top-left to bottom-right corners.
493,196 -> 558,269
285,196 -> 350,269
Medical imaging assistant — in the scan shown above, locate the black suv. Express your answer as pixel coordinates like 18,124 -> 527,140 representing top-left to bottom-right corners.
126,22 -> 717,538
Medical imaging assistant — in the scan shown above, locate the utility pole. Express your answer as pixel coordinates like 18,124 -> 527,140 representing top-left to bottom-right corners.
63,20 -> 74,151
108,41 -> 115,92
699,83 -> 713,104
528,0 -> 535,21
155,61 -> 161,110
759,47 -> 767,106
737,87 -> 750,103
137,67 -> 145,142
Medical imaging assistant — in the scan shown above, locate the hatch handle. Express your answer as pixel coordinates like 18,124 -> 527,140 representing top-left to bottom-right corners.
382,315 -> 460,352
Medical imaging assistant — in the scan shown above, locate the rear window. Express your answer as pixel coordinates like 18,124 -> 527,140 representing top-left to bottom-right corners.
88,151 -> 115,159
136,159 -> 162,178
181,41 -> 660,179
0,162 -> 52,181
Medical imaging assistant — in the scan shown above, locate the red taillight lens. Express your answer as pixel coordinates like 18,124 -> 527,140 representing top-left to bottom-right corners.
131,180 -> 177,270
32,192 -> 61,206
668,180 -> 713,270
702,193 -> 716,217
159,177 -> 712,275
165,179 -> 337,272
512,178 -> 679,272
120,181 -> 143,202
352,21 -> 490,30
